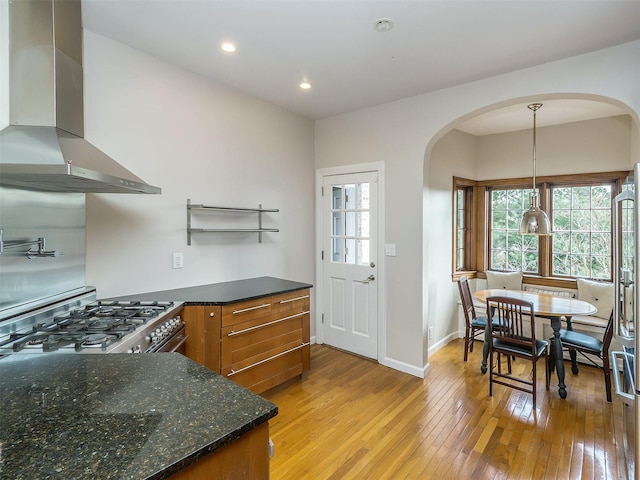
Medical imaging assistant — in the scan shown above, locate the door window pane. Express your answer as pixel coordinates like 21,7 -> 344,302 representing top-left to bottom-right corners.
332,212 -> 343,236
345,238 -> 355,264
358,239 -> 370,265
358,183 -> 370,209
332,238 -> 343,262
345,184 -> 356,209
358,212 -> 370,237
330,181 -> 371,265
332,186 -> 343,209
345,211 -> 356,237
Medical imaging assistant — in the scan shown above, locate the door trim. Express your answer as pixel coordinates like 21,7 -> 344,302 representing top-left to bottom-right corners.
315,162 -> 386,363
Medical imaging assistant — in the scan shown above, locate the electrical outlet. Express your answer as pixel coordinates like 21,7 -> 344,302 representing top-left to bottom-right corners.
428,326 -> 434,340
172,252 -> 184,269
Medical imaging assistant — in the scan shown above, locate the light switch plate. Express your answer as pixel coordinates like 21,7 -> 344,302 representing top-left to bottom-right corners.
172,252 -> 184,269
385,243 -> 396,256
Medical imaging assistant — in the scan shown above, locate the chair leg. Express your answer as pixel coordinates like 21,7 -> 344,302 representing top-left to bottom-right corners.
489,350 -> 494,397
463,326 -> 470,362
602,353 -> 612,403
532,360 -> 537,407
569,348 -> 579,374
469,327 -> 476,353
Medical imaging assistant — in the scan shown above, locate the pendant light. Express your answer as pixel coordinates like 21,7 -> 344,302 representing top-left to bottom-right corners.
519,103 -> 552,235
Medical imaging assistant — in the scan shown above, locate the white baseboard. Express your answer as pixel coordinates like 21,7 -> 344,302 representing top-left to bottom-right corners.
428,332 -> 459,357
380,356 -> 428,378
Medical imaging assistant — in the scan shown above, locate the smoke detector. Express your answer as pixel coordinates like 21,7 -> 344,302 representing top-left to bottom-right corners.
374,18 -> 394,32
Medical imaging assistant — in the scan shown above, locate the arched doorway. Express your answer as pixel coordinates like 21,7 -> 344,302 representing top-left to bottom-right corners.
421,95 -> 639,362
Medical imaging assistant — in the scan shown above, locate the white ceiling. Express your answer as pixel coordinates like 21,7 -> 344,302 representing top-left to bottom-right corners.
82,0 -> 640,134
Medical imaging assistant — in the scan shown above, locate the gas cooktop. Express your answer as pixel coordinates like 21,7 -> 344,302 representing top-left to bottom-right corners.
0,297 -> 185,355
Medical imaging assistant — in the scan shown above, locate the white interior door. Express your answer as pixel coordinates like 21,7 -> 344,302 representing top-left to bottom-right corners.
322,172 -> 378,359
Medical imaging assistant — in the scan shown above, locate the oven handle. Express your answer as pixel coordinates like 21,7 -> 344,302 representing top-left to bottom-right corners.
154,332 -> 188,353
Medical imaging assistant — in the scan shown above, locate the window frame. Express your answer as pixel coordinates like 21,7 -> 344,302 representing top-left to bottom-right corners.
452,177 -> 477,280
452,170 -> 629,287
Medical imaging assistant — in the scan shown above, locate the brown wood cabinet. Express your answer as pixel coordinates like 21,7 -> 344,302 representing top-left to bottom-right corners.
167,422 -> 270,480
183,289 -> 310,393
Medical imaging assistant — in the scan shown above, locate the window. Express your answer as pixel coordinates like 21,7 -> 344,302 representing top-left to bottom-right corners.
489,188 -> 539,273
453,171 -> 628,283
456,188 -> 466,270
330,182 -> 370,265
551,185 -> 612,279
453,178 -> 475,273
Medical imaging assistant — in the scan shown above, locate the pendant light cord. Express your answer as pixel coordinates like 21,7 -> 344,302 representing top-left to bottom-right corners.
528,103 -> 542,194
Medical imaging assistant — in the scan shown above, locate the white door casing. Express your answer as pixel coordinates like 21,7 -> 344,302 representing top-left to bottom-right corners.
320,170 -> 379,359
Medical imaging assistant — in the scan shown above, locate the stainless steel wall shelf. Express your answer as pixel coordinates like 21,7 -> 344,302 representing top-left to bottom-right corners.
187,199 -> 279,245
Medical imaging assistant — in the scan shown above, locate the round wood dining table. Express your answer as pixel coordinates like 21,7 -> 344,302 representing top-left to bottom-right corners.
474,288 -> 597,399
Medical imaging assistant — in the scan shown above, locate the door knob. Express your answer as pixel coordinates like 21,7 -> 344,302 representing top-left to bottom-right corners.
362,274 -> 375,283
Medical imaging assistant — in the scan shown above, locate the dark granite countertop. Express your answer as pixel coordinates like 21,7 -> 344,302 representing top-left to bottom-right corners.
0,353 -> 277,480
109,276 -> 312,305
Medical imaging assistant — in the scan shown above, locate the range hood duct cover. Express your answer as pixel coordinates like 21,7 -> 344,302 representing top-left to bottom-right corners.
0,0 -> 160,194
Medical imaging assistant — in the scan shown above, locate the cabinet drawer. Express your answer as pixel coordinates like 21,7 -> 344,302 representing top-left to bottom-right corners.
221,312 -> 308,369
223,343 -> 308,394
271,290 -> 310,315
221,297 -> 272,327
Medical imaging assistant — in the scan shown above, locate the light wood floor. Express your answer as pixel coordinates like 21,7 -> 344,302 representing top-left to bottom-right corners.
263,340 -> 629,480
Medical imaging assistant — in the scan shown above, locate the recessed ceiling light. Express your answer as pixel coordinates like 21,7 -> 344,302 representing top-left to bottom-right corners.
221,42 -> 237,53
299,82 -> 311,90
374,18 -> 394,32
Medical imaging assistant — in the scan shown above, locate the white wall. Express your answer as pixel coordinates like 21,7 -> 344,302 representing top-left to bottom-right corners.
425,129 -> 477,353
477,115 -> 632,180
315,40 -> 640,375
83,33 -> 315,312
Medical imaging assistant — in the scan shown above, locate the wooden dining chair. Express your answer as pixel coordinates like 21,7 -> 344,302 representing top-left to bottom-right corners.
457,276 -> 498,362
486,296 -> 550,407
549,311 -> 614,402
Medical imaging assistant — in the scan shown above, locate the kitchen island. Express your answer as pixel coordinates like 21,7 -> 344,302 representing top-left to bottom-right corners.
113,276 -> 312,394
0,353 -> 277,479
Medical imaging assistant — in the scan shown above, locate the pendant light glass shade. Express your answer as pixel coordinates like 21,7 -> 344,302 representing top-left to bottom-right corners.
520,192 -> 552,235
519,103 -> 552,235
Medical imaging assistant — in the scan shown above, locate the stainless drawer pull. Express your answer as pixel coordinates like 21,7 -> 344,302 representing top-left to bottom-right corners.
227,342 -> 310,377
232,303 -> 271,315
279,294 -> 310,304
227,311 -> 310,337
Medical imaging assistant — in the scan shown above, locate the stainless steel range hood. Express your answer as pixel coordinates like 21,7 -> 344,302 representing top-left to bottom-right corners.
0,0 -> 160,194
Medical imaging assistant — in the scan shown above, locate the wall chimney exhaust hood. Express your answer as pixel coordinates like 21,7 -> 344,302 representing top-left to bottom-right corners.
0,0 -> 160,194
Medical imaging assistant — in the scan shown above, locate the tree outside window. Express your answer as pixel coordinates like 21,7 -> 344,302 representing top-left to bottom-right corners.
551,185 -> 611,279
489,188 -> 539,273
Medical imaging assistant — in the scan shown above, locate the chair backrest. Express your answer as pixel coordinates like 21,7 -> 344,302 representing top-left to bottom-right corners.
486,296 -> 536,354
602,310 -> 615,354
457,276 -> 476,327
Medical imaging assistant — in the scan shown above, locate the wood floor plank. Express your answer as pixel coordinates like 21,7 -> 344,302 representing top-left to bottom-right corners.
263,340 -> 628,479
